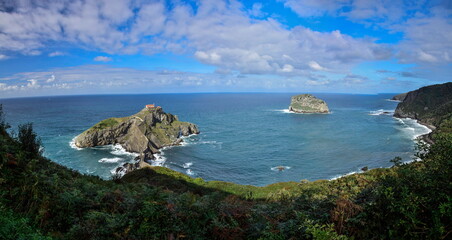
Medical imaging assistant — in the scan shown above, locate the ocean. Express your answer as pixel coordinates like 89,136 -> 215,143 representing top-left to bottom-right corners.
0,93 -> 431,186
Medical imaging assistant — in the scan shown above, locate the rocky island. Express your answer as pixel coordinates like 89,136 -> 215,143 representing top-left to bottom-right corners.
74,105 -> 199,172
289,94 -> 329,113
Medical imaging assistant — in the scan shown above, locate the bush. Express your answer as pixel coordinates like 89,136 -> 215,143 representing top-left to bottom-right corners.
0,204 -> 51,240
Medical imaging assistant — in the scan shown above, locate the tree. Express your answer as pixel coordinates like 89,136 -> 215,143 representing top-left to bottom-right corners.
0,104 -> 11,134
17,123 -> 42,157
390,156 -> 402,167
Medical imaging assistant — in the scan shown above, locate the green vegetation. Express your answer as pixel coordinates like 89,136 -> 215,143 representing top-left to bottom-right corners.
0,104 -> 450,239
17,123 -> 43,157
150,121 -> 187,145
92,118 -> 120,130
290,103 -> 317,112
0,203 -> 51,240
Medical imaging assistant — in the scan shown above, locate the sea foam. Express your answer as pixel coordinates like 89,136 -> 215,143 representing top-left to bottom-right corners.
395,117 -> 432,140
186,169 -> 195,175
110,144 -> 139,157
99,157 -> 123,163
385,99 -> 402,102
271,166 -> 291,171
69,137 -> 83,150
183,162 -> 193,168
329,170 -> 359,180
369,109 -> 394,116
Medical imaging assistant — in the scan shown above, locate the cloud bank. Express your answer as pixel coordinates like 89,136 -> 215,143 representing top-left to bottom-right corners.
0,0 -> 450,96
0,0 -> 393,75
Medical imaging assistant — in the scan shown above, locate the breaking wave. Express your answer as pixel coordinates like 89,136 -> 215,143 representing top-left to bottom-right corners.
329,170 -> 360,180
394,117 -> 432,140
99,157 -> 123,163
110,144 -> 139,157
69,137 -> 82,150
369,109 -> 394,116
183,162 -> 193,168
271,166 -> 291,171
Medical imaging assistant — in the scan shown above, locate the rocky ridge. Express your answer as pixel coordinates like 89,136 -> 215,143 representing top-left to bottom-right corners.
75,106 -> 199,172
289,94 -> 329,113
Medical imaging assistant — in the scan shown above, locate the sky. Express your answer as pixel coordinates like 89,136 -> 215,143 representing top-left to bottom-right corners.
0,0 -> 451,98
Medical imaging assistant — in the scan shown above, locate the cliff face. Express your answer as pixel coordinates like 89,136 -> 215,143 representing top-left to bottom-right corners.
289,94 -> 329,113
391,92 -> 408,101
393,82 -> 452,128
75,107 -> 199,163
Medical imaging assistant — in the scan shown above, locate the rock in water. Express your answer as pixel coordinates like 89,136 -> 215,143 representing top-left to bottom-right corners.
289,94 -> 329,113
74,106 -> 199,166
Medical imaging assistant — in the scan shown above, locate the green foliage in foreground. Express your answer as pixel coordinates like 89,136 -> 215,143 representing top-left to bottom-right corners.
0,104 -> 450,239
0,203 -> 51,240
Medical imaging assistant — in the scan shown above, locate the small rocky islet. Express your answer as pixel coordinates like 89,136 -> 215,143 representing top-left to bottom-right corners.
74,104 -> 199,173
288,94 -> 330,113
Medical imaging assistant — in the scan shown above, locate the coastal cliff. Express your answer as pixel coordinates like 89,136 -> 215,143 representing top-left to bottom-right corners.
391,92 -> 408,101
74,106 -> 199,167
393,82 -> 452,127
289,94 -> 329,113
393,82 -> 452,142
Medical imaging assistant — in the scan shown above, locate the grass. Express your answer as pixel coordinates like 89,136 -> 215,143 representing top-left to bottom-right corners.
93,118 -> 120,130
123,165 -> 391,200
290,103 -> 319,112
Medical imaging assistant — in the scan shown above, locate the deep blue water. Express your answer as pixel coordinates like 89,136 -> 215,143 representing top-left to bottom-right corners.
0,93 -> 430,186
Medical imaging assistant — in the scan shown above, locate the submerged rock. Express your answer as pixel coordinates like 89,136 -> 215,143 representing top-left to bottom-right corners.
75,106 -> 199,171
289,94 -> 329,113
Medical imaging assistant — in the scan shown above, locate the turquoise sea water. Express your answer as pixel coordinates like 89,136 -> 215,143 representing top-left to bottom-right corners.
1,93 -> 431,186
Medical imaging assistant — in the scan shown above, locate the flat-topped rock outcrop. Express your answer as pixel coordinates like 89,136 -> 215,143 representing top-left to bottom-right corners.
289,94 -> 329,113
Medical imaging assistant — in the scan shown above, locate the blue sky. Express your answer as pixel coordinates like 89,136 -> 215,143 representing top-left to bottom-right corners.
0,0 -> 451,98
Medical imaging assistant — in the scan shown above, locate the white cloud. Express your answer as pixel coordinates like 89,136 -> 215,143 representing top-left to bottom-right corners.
94,56 -> 112,62
343,74 -> 367,85
46,74 -> 56,83
396,11 -> 452,64
305,79 -> 330,86
0,0 -> 390,80
0,0 -> 449,87
2,64 -> 421,97
249,3 -> 265,17
26,79 -> 40,89
308,61 -> 326,71
48,51 -> 65,57
0,83 -> 18,91
281,0 -> 412,24
281,64 -> 294,73
0,54 -> 9,60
